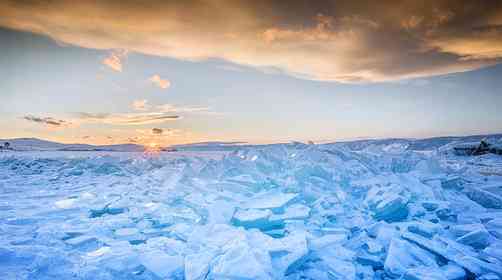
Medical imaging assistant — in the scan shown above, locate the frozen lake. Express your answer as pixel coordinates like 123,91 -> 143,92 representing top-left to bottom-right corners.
1,142 -> 502,279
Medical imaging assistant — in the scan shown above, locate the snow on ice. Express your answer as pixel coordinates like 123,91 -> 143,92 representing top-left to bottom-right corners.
1,138 -> 502,279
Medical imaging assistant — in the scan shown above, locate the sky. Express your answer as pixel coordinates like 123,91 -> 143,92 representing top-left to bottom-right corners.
1,0 -> 502,146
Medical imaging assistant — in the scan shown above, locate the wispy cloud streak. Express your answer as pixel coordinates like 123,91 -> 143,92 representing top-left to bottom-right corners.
23,115 -> 70,127
76,112 -> 179,125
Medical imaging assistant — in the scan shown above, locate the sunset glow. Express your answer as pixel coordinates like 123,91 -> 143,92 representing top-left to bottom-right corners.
1,0 -> 501,146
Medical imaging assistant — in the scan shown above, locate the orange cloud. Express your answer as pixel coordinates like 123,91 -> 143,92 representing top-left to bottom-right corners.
102,50 -> 127,72
149,75 -> 170,89
132,99 -> 149,111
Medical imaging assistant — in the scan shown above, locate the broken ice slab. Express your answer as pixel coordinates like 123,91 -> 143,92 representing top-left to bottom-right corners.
441,176 -> 463,190
361,238 -> 384,255
456,228 -> 491,249
271,232 -> 309,276
64,235 -> 101,252
366,221 -> 399,249
441,263 -> 466,280
139,250 -> 184,279
464,185 -> 502,209
242,191 -> 298,213
483,242 -> 502,262
322,258 -> 356,280
113,227 -> 144,243
142,237 -> 187,257
264,228 -> 286,238
187,224 -> 246,251
421,200 -> 447,211
308,233 -> 348,251
478,273 -> 502,280
89,206 -> 127,218
185,250 -> 217,280
373,194 -> 409,222
85,246 -> 111,258
450,223 -> 487,237
384,237 -> 438,277
210,241 -> 274,280
232,208 -> 276,230
476,212 -> 502,224
401,267 -> 448,280
402,232 -> 502,277
319,226 -> 350,236
486,218 -> 502,239
54,198 -> 78,209
436,206 -> 458,222
356,252 -> 384,270
206,199 -> 235,224
269,204 -> 311,222
406,220 -> 442,238
315,243 -> 356,265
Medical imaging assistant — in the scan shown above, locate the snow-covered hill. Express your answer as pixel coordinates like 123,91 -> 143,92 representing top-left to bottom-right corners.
0,138 -> 145,152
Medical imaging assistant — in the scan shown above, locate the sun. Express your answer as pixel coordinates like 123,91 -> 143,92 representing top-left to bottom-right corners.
144,142 -> 160,153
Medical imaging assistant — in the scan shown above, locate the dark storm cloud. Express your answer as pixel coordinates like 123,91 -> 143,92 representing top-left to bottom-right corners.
23,115 -> 69,126
1,0 -> 501,82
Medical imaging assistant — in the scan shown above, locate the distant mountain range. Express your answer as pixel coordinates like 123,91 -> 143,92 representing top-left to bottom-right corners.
0,138 -> 145,152
324,133 -> 502,151
1,134 -> 501,152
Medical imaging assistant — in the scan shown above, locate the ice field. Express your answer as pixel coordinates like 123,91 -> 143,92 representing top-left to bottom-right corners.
1,140 -> 502,279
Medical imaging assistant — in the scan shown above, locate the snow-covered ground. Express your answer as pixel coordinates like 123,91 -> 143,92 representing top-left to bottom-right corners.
1,140 -> 502,279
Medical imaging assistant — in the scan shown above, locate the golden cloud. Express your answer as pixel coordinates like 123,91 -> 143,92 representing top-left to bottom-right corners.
1,0 -> 501,82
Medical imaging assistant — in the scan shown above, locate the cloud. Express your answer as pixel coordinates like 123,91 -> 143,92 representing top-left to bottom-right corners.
102,50 -> 126,72
152,128 -> 163,135
23,115 -> 70,127
1,1 -> 501,82
156,103 -> 226,117
132,99 -> 149,111
72,103 -> 210,128
76,112 -> 179,125
156,104 -> 210,113
136,128 -> 182,138
149,75 -> 170,89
